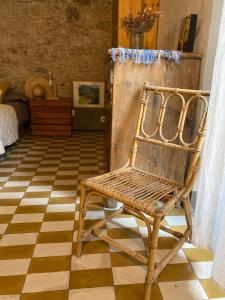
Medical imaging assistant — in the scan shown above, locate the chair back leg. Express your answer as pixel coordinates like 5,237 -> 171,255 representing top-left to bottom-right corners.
76,185 -> 87,257
182,196 -> 193,242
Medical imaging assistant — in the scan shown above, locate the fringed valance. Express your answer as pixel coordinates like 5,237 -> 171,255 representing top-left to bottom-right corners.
111,48 -> 181,64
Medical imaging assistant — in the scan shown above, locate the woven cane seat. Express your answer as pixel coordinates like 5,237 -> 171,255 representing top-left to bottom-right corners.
82,167 -> 182,216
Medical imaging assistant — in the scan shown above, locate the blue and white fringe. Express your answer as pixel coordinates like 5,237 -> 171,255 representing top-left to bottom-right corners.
111,48 -> 181,65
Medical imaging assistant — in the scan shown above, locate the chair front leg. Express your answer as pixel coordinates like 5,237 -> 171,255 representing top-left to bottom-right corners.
144,216 -> 161,300
76,184 -> 87,257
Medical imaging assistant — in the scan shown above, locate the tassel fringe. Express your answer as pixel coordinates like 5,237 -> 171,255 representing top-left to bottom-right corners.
111,48 -> 181,65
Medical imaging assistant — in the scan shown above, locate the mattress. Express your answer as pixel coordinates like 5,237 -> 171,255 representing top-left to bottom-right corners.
0,104 -> 19,155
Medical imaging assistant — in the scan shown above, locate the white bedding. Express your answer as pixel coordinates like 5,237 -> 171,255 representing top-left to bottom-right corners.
0,104 -> 18,155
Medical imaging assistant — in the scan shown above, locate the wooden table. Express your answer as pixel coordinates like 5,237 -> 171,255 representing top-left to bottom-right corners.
29,98 -> 73,136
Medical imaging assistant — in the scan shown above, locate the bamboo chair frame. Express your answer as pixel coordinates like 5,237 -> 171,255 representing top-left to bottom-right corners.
76,84 -> 210,300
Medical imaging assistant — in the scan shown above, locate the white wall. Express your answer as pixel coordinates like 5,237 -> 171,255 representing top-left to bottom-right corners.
157,0 -> 223,89
157,0 -> 202,50
199,0 -> 224,89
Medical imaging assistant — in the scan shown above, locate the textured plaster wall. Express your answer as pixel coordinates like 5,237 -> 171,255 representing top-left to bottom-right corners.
157,0 -> 215,88
157,0 -> 202,50
0,0 -> 113,97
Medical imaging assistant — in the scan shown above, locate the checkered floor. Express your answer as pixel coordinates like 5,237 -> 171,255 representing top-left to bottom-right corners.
0,132 -> 225,300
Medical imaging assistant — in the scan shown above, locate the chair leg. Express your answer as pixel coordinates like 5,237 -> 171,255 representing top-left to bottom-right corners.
76,185 -> 87,257
183,196 -> 192,242
144,216 -> 161,300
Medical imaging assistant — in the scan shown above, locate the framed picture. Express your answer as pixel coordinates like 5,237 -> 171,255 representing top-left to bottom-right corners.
177,14 -> 198,52
73,81 -> 105,108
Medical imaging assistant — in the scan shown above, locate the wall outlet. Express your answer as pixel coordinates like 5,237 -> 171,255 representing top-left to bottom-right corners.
101,116 -> 106,123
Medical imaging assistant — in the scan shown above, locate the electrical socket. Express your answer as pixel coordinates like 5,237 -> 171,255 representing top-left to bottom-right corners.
101,116 -> 106,123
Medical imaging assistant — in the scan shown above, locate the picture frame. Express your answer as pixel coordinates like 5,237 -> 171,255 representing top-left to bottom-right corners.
178,14 -> 198,52
73,81 -> 105,108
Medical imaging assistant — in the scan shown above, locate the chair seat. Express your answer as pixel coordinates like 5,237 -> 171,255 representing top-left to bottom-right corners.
81,167 -> 183,216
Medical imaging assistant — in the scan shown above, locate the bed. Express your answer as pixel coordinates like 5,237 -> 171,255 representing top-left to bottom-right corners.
0,83 -> 30,155
0,104 -> 19,155
3,90 -> 30,127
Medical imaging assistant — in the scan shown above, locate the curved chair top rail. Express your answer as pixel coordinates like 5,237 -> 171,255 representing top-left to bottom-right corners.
135,84 -> 210,153
143,85 -> 210,97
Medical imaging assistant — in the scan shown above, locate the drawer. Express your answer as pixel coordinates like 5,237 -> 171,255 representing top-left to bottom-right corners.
32,118 -> 70,125
31,107 -> 71,113
32,112 -> 71,119
30,99 -> 72,108
32,124 -> 71,131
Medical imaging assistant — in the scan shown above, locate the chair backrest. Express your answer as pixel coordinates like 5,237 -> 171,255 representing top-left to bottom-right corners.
129,84 -> 210,186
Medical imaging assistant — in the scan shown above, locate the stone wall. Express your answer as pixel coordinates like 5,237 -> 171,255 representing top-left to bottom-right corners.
0,0 -> 113,97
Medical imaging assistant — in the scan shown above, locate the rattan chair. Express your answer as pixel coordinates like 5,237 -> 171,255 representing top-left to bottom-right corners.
76,84 -> 210,300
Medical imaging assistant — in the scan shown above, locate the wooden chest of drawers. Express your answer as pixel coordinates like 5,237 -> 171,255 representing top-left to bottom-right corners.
29,98 -> 73,136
